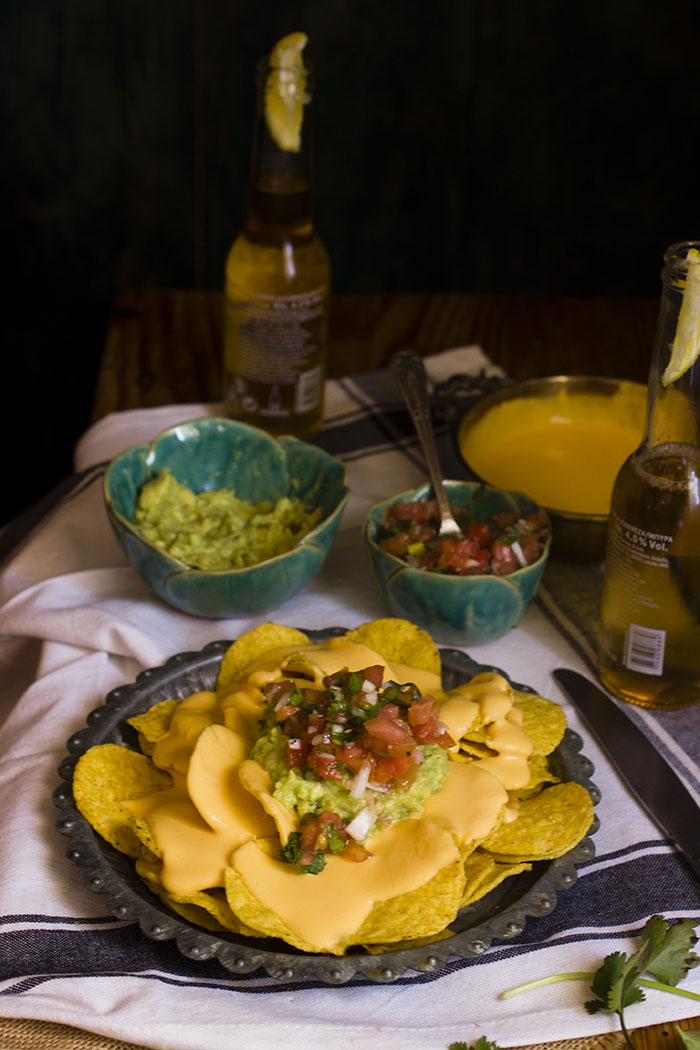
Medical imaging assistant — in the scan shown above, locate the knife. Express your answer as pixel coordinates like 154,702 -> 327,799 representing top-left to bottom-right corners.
553,667 -> 700,881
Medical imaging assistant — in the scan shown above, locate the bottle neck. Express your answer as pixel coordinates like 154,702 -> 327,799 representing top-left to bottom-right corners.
244,61 -> 315,245
643,241 -> 700,451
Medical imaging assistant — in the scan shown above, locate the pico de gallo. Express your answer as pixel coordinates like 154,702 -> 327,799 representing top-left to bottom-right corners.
255,664 -> 454,873
376,498 -> 549,576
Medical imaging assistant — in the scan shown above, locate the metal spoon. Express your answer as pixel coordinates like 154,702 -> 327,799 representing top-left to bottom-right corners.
391,350 -> 462,538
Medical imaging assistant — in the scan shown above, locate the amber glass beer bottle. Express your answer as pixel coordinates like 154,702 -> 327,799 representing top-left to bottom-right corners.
223,33 -> 330,440
597,241 -> 700,708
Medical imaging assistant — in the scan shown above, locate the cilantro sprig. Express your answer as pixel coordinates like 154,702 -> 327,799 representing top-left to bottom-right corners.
499,916 -> 700,1050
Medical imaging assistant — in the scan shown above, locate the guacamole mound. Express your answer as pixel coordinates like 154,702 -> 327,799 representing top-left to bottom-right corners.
251,725 -> 449,836
133,469 -> 323,571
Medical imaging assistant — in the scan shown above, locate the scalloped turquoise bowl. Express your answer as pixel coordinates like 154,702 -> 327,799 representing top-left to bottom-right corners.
363,481 -> 551,645
104,417 -> 349,618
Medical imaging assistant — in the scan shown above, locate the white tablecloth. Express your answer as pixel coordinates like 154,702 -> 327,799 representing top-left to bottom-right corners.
1,348 -> 699,1050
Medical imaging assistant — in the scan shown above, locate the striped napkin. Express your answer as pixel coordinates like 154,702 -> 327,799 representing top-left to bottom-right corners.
1,346 -> 699,1050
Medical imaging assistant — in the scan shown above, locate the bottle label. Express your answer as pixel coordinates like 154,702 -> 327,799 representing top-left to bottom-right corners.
606,511 -> 673,676
624,622 -> 666,675
611,515 -> 672,570
224,285 -> 327,418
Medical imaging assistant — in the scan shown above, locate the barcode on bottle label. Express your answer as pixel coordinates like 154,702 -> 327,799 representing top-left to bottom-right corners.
294,366 -> 322,413
624,622 -> 666,676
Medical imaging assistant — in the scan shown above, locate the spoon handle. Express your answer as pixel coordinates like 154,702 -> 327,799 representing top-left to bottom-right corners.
391,350 -> 461,537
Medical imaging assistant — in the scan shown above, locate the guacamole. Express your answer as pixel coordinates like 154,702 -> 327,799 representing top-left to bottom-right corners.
266,742 -> 448,829
133,468 -> 323,571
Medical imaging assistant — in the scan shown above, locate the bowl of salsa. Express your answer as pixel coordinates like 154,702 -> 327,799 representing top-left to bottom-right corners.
363,481 -> 551,645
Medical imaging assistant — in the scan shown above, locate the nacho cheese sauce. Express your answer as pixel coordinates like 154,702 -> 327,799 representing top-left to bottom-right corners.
123,637 -> 535,951
460,386 -> 644,515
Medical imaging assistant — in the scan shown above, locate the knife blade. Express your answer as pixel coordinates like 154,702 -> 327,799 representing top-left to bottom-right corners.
553,667 -> 700,881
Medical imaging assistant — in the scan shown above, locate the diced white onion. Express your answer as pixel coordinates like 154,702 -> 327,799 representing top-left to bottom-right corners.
274,694 -> 293,712
350,760 -> 372,798
311,733 -> 331,746
346,807 -> 374,841
287,738 -> 303,751
511,540 -> 527,567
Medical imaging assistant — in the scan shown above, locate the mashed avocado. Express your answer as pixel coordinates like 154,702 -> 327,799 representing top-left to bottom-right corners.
252,725 -> 449,837
133,468 -> 323,571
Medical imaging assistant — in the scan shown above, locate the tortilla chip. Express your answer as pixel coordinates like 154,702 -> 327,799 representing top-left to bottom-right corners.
354,854 -> 466,946
127,698 -> 179,754
512,691 -> 567,756
73,744 -> 172,858
217,623 -> 310,693
479,782 -> 594,861
135,857 -> 256,935
464,859 -> 532,904
508,754 -> 560,800
460,849 -> 497,905
345,618 -> 441,676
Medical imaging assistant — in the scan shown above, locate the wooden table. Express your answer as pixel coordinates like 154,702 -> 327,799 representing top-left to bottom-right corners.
78,287 -> 700,1050
91,288 -> 658,420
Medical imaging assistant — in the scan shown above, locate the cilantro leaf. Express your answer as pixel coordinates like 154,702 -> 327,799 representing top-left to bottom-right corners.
279,832 -> 326,874
585,953 -> 645,1016
447,1040 -> 503,1050
632,915 -> 700,987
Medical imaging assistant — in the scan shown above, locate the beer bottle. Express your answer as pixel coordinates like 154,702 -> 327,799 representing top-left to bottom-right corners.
597,241 -> 700,708
223,33 -> 330,440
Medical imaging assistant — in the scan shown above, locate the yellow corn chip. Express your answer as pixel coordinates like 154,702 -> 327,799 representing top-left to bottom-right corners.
345,618 -> 441,675
512,691 -> 567,756
127,698 -> 179,754
480,782 -> 594,861
73,744 -> 172,858
217,623 -> 310,693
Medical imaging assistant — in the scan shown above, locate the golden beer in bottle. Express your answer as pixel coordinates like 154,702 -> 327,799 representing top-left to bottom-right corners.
597,241 -> 700,708
223,34 -> 330,440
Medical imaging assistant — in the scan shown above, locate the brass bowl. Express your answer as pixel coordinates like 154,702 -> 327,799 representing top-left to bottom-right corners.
455,375 -> 647,563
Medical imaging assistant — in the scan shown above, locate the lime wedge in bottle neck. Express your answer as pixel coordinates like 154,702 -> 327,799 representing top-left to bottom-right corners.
663,247 -> 700,386
264,32 -> 308,153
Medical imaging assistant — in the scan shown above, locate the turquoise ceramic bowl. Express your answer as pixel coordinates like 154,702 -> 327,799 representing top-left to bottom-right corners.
104,418 -> 349,618
363,481 -> 551,646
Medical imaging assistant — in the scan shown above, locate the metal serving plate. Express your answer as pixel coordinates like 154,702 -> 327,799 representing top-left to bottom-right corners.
53,628 -> 599,985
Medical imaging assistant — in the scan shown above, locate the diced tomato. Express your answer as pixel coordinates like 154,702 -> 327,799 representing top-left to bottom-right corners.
363,714 -> 411,744
520,534 -> 544,565
301,688 -> 327,707
491,540 -> 517,575
468,521 -> 492,548
407,697 -> 435,726
341,841 -> 370,863
286,737 -> 309,769
437,536 -> 481,574
275,703 -> 300,722
361,664 -> 384,688
307,748 -> 343,780
411,719 -> 452,747
385,500 -> 438,524
372,752 -> 416,785
337,742 -> 367,773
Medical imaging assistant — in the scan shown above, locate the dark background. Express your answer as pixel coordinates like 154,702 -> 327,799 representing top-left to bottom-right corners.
2,0 -> 699,524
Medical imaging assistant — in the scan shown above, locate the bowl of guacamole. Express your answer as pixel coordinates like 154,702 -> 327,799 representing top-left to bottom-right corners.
104,417 -> 349,617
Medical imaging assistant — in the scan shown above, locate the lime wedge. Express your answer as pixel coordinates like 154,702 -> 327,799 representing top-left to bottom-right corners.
264,32 -> 308,153
662,247 -> 700,386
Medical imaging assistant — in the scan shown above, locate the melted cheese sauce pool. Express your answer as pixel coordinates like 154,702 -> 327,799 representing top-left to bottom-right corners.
124,637 -> 535,952
459,386 -> 645,515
